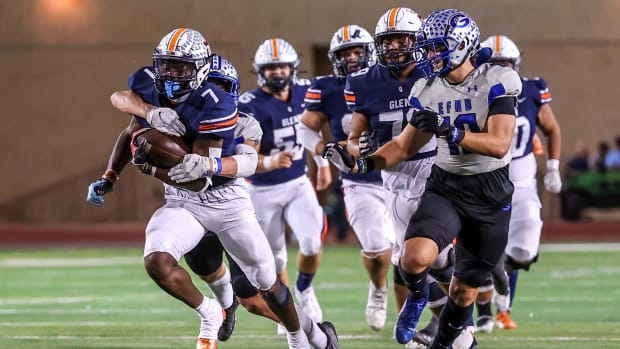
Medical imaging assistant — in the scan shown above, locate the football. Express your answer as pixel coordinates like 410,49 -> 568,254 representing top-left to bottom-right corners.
133,128 -> 190,168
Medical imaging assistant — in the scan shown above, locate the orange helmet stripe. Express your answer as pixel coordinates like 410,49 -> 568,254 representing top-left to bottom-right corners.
388,8 -> 399,29
343,25 -> 350,42
271,38 -> 279,60
494,35 -> 501,54
168,28 -> 187,52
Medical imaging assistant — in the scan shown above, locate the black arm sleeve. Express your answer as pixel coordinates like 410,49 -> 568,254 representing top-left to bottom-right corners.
489,96 -> 517,117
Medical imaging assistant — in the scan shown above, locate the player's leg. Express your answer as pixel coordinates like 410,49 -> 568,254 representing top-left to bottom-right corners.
216,185 -> 338,349
286,176 -> 327,323
429,200 -> 510,349
143,203 -> 223,347
396,190 -> 458,345
342,180 -> 395,331
502,189 -> 542,329
184,233 -> 237,341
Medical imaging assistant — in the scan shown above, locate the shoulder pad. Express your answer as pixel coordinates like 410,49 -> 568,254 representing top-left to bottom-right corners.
295,78 -> 312,86
490,66 -> 522,97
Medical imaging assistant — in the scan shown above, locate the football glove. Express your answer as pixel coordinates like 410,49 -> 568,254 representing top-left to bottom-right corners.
322,142 -> 357,174
359,130 -> 378,157
86,178 -> 114,207
413,109 -> 464,144
168,154 -> 220,183
146,107 -> 186,137
543,159 -> 562,193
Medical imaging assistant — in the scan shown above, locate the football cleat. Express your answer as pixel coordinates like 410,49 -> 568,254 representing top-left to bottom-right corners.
453,326 -> 477,349
195,338 -> 217,349
217,297 -> 238,341
395,292 -> 428,344
365,282 -> 388,331
495,311 -> 518,329
318,321 -> 340,349
413,315 -> 439,347
295,285 -> 323,323
474,315 -> 494,334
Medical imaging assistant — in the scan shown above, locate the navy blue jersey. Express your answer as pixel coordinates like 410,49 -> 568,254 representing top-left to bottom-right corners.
345,64 -> 436,160
238,82 -> 310,186
305,75 -> 381,183
511,77 -> 552,159
128,66 -> 238,185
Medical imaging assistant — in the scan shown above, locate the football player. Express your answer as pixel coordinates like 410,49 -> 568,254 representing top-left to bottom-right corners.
88,29 -> 339,349
238,38 -> 332,329
297,24 -> 397,332
340,8 -> 450,347
324,8 -> 522,349
475,34 -> 562,331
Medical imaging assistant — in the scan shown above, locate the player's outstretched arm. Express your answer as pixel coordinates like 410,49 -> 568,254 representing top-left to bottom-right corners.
110,90 -> 185,137
86,118 -> 138,206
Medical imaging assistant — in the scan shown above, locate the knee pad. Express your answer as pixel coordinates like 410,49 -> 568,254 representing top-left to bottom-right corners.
506,253 -> 538,271
298,235 -> 322,256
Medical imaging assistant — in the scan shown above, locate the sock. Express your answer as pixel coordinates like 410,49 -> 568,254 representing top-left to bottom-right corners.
433,299 -> 474,347
476,298 -> 493,320
194,297 -> 222,339
296,271 -> 315,292
295,302 -> 327,349
398,263 -> 429,300
286,328 -> 311,349
207,268 -> 233,309
509,270 -> 519,307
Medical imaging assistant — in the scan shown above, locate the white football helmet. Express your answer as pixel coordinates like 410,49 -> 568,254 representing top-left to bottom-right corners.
153,28 -> 212,103
328,25 -> 376,76
374,7 -> 423,72
481,34 -> 522,71
207,55 -> 240,102
416,9 -> 480,79
252,38 -> 300,90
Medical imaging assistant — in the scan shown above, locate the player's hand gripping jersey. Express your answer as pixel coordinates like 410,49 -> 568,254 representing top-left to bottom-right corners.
128,66 -> 238,189
238,81 -> 310,186
304,75 -> 381,183
409,64 -> 522,175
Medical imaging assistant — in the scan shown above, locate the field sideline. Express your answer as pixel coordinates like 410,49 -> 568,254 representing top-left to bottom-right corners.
1,244 -> 619,349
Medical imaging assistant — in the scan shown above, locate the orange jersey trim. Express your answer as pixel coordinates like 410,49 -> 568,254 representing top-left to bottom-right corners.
198,114 -> 239,131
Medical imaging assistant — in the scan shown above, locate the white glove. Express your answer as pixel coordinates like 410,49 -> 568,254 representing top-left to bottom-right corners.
168,154 -> 219,183
235,114 -> 263,144
322,142 -> 356,174
359,130 -> 377,157
543,159 -> 562,193
146,107 -> 186,137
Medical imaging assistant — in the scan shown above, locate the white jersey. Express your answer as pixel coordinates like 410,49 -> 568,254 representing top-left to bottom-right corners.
409,64 -> 522,175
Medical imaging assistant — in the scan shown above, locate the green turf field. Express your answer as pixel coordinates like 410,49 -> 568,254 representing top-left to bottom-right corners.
1,244 -> 619,349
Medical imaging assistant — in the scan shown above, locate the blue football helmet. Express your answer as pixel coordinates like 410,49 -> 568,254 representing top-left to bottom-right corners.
415,9 -> 480,79
207,55 -> 240,102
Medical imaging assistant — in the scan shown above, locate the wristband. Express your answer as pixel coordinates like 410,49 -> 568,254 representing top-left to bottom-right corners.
356,157 -> 375,174
547,159 -> 559,171
262,156 -> 273,170
313,154 -> 330,168
447,128 -> 464,144
213,157 -> 223,176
